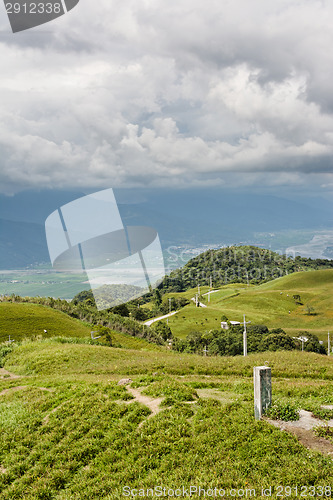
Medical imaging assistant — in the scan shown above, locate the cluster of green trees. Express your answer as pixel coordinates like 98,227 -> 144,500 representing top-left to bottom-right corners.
172,323 -> 326,356
158,246 -> 333,293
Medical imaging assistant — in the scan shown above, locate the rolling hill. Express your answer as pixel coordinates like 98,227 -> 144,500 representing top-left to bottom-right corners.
158,269 -> 333,341
0,302 -> 159,351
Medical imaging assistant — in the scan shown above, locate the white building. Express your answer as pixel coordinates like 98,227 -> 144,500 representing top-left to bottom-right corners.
221,321 -> 241,330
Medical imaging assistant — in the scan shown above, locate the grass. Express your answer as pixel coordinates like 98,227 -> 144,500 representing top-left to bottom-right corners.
163,270 -> 333,340
0,303 -> 159,351
1,269 -> 333,497
0,303 -> 91,343
1,343 -> 333,498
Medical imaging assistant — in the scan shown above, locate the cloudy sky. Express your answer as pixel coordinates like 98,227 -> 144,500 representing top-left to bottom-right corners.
1,0 -> 333,197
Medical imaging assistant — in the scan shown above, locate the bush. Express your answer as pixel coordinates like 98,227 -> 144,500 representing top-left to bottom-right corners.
264,400 -> 299,421
259,333 -> 296,352
0,343 -> 15,367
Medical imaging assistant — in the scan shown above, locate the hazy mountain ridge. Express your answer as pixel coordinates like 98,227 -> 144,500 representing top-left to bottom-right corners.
0,189 -> 332,268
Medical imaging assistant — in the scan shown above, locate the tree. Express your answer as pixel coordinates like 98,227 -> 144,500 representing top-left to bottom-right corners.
152,321 -> 172,341
305,305 -> 316,316
109,304 -> 130,317
298,331 -> 326,354
131,307 -> 148,321
153,289 -> 162,307
92,325 -> 112,346
72,289 -> 96,305
259,333 -> 296,352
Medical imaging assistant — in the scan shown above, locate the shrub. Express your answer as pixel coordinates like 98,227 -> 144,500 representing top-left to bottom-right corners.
0,343 -> 15,368
264,400 -> 299,421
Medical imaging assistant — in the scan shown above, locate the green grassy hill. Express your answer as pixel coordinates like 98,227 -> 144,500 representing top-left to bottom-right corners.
0,303 -> 90,342
161,269 -> 333,341
0,303 -> 159,351
1,341 -> 333,498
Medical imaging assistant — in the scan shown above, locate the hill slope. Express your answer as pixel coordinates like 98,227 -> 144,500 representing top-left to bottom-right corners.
159,245 -> 333,293
164,269 -> 333,340
1,342 -> 333,498
0,303 -> 159,350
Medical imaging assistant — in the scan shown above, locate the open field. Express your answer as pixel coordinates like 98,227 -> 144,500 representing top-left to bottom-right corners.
1,342 -> 333,498
162,270 -> 333,341
0,270 -> 90,299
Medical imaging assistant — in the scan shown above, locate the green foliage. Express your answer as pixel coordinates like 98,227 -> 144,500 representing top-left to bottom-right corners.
298,331 -> 327,355
142,378 -> 198,406
109,303 -> 130,317
72,289 -> 95,306
92,325 -> 113,346
0,343 -> 15,368
152,321 -> 172,341
0,371 -> 332,499
314,425 -> 333,442
0,297 -> 167,347
172,324 -> 304,357
305,304 -> 316,315
265,400 -> 300,421
158,245 -> 333,293
259,333 -> 296,352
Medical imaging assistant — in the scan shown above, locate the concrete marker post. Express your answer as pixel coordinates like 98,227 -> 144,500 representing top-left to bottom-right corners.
254,366 -> 272,420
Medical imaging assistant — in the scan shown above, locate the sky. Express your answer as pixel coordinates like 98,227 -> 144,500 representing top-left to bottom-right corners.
0,0 -> 333,198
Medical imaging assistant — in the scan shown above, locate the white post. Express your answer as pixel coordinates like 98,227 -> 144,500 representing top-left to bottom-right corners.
243,314 -> 251,357
254,366 -> 272,420
328,332 -> 331,356
167,297 -> 172,325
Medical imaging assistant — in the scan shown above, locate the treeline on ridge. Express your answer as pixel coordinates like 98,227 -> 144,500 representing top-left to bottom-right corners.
158,245 -> 333,293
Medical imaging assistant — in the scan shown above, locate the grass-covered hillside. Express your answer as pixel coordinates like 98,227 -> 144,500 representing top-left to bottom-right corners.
159,245 -> 333,292
0,302 -> 159,351
1,342 -> 333,499
155,269 -> 333,341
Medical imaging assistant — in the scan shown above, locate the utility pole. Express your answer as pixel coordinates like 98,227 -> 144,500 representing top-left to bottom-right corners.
243,314 -> 251,357
203,346 -> 208,356
328,332 -> 331,356
195,293 -> 198,307
208,276 -> 212,303
167,297 -> 172,325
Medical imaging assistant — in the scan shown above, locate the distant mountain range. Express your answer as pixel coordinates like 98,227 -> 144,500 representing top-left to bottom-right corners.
0,188 -> 332,269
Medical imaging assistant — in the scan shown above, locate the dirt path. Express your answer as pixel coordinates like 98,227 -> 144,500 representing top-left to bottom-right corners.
266,410 -> 333,457
0,385 -> 53,397
0,368 -> 20,380
126,386 -> 163,419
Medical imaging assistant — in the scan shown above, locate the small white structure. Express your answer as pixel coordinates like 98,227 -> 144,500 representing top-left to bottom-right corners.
221,320 -> 241,330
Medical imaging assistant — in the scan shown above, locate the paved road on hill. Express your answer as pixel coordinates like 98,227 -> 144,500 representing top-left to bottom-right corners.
145,289 -> 221,325
144,310 -> 179,326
